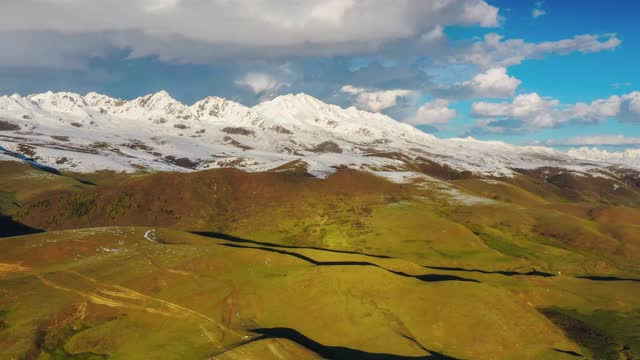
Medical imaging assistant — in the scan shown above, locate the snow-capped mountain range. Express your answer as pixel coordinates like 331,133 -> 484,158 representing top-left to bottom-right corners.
0,90 -> 637,177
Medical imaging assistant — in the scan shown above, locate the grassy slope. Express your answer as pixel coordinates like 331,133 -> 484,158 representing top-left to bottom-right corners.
1,161 -> 640,359
0,228 -> 587,359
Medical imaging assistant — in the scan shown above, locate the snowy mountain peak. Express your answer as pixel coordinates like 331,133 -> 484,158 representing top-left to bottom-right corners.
192,96 -> 238,117
568,147 -> 640,167
254,92 -> 430,143
194,95 -> 225,104
133,91 -> 179,109
272,92 -> 326,104
29,91 -> 89,110
84,92 -> 124,109
191,96 -> 266,128
0,94 -> 37,114
22,92 -> 93,118
262,93 -> 335,113
108,91 -> 194,121
1,89 -> 639,176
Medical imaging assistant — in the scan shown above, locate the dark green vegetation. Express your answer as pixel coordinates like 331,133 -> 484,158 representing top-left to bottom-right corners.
1,160 -> 639,359
540,308 -> 639,360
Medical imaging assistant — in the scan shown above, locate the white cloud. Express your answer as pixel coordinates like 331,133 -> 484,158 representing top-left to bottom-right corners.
619,91 -> 640,123
434,67 -> 521,99
0,0 -> 499,66
306,0 -> 356,25
470,67 -> 521,97
236,72 -> 287,98
471,93 -> 559,127
463,33 -> 621,69
340,85 -> 413,112
470,91 -> 640,133
532,8 -> 546,18
142,0 -> 181,13
546,135 -> 640,146
420,25 -> 445,42
0,31 -> 112,69
532,2 -> 546,19
405,99 -> 458,125
568,96 -> 621,124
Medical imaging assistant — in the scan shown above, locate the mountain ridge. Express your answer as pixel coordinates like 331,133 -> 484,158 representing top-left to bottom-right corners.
0,90 -> 637,177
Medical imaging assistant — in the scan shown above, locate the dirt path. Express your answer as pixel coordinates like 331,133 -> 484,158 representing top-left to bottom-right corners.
2,262 -> 248,347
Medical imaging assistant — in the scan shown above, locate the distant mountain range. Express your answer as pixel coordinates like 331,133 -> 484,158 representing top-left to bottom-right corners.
1,90 -> 639,177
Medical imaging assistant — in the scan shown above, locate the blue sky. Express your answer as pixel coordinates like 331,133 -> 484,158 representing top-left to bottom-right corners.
0,0 -> 638,149
440,0 -> 640,146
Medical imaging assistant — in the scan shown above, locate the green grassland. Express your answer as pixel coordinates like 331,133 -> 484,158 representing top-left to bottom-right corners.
1,161 -> 640,359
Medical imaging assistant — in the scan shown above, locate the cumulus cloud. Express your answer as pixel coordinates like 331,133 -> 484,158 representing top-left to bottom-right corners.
0,0 -> 630,121
236,72 -> 288,99
405,99 -> 458,125
433,67 -> 521,99
340,85 -> 413,112
462,33 -> 621,69
471,93 -> 559,127
469,91 -> 640,134
546,135 -> 640,146
0,0 -> 499,66
619,91 -> 640,123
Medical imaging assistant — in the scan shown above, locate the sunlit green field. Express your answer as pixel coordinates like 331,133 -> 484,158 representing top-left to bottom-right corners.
1,161 -> 639,359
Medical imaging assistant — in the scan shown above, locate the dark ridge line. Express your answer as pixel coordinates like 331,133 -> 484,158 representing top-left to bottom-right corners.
0,145 -> 94,186
552,348 -> 584,357
575,275 -> 640,283
244,327 -> 461,360
193,231 -> 393,259
425,265 -> 555,278
400,334 -> 431,355
218,243 -> 479,283
425,266 -> 640,283
190,232 -> 636,284
0,145 -> 61,175
73,178 -> 97,186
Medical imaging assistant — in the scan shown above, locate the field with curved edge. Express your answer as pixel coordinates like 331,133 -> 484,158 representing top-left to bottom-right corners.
1,161 -> 639,359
